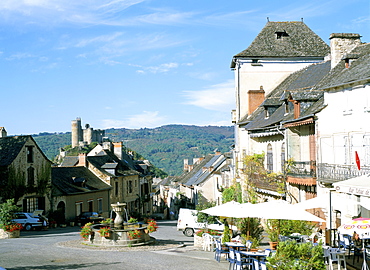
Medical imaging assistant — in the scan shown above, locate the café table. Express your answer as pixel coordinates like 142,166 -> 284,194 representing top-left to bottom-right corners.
224,242 -> 246,250
239,250 -> 268,270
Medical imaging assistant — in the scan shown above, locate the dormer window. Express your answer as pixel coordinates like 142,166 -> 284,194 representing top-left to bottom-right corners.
275,30 -> 289,39
265,108 -> 269,118
343,53 -> 359,68
251,59 -> 262,66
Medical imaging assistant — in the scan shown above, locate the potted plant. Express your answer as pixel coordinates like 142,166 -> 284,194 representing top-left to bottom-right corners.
101,218 -> 113,226
146,219 -> 158,233
80,222 -> 93,240
127,229 -> 141,240
98,226 -> 112,238
266,219 -> 280,250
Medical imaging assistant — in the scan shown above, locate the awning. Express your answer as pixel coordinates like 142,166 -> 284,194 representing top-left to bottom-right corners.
333,174 -> 370,197
249,131 -> 280,138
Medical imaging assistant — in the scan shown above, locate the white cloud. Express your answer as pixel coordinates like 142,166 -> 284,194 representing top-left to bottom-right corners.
75,32 -> 124,48
136,62 -> 179,74
183,80 -> 234,112
5,52 -> 36,60
101,111 -> 166,129
0,0 -> 146,25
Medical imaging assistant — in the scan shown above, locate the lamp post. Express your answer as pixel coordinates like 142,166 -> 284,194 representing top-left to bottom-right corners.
328,188 -> 336,246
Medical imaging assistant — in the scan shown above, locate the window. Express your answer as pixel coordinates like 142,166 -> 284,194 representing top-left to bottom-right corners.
76,202 -> 83,217
26,146 -> 34,163
128,180 -> 133,193
88,200 -> 93,212
281,143 -> 286,173
275,31 -> 289,39
115,182 -> 119,197
23,197 -> 38,212
97,198 -> 102,214
364,135 -> 370,166
267,144 -> 273,172
27,167 -> 35,186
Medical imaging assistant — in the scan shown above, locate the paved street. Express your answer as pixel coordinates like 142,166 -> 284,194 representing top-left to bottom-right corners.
0,220 -> 229,270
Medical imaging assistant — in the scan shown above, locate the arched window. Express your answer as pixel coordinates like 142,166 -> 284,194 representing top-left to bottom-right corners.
281,143 -> 286,173
267,144 -> 273,172
27,167 -> 35,186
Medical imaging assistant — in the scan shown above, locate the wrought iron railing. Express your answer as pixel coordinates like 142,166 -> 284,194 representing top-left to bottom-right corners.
317,163 -> 370,182
287,161 -> 316,178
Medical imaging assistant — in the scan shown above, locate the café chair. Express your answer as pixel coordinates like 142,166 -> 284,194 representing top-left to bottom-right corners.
214,240 -> 229,262
329,248 -> 347,270
228,247 -> 236,270
234,250 -> 253,270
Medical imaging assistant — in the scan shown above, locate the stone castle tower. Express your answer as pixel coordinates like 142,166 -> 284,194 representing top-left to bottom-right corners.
71,117 -> 105,148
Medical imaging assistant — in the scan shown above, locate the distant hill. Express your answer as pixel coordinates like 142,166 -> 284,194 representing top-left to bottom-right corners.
33,125 -> 234,176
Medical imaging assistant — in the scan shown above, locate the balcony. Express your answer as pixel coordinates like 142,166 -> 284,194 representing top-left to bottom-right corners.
287,161 -> 316,178
317,163 -> 370,183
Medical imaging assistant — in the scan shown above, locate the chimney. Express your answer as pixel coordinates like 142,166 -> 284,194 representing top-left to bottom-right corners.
330,33 -> 361,69
77,153 -> 87,167
0,127 -> 7,137
183,159 -> 189,172
113,142 -> 123,160
248,86 -> 265,115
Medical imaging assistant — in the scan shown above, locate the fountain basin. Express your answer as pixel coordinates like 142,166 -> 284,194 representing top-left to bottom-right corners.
86,223 -> 154,247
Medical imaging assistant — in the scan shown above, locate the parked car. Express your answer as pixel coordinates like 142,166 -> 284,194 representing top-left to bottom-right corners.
12,210 -> 47,231
76,212 -> 104,224
177,208 -> 238,237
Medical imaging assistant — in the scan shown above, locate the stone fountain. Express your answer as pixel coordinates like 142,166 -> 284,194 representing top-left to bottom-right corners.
86,202 -> 153,247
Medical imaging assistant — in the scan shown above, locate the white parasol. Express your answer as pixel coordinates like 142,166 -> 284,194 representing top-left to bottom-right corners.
200,200 -> 241,217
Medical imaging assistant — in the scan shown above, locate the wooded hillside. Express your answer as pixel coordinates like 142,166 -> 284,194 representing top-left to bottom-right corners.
33,125 -> 234,176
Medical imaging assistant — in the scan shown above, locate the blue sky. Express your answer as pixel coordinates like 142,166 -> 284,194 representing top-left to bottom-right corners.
0,0 -> 369,135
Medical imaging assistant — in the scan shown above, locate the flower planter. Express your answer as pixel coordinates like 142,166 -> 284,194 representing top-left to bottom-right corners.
269,241 -> 278,250
194,234 -> 204,248
0,229 -> 20,239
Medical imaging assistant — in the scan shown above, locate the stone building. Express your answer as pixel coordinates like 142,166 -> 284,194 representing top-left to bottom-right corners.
0,130 -> 52,213
71,117 -> 105,148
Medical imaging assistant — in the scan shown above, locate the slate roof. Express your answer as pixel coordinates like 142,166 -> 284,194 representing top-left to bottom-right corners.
182,154 -> 226,187
313,43 -> 370,91
178,155 -> 213,186
52,166 -> 111,195
232,21 -> 329,65
59,156 -> 78,167
0,135 -> 50,167
242,61 -> 331,131
87,154 -> 140,177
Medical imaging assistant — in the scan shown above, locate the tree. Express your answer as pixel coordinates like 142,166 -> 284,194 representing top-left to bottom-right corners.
0,199 -> 20,231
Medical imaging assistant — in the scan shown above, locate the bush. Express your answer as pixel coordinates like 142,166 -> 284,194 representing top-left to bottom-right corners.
267,241 -> 325,270
0,199 -> 21,231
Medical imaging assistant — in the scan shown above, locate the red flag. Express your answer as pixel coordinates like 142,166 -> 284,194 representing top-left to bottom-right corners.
355,151 -> 361,170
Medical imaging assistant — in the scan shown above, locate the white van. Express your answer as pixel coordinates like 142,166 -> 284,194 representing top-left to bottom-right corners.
176,208 -> 237,237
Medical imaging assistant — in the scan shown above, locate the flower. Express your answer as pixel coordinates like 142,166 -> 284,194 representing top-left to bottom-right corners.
127,229 -> 141,240
101,218 -> 113,225
4,223 -> 23,232
80,223 -> 93,240
98,227 -> 112,237
146,219 -> 158,233
195,229 -> 221,237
